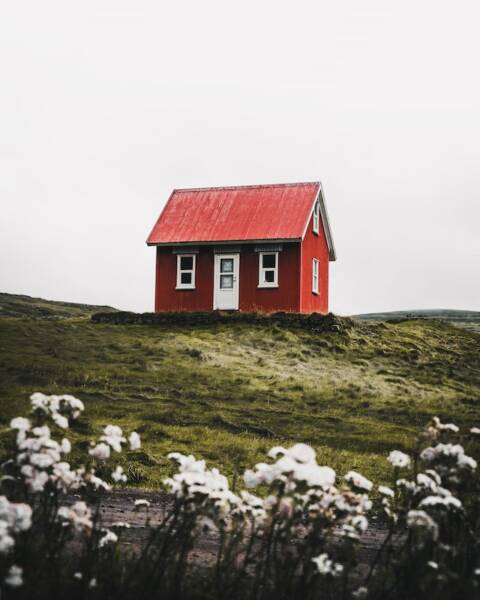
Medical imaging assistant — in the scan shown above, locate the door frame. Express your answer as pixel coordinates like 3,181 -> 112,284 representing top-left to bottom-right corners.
213,253 -> 240,310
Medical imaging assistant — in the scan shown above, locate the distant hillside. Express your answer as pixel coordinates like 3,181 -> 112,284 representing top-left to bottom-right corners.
0,293 -> 118,320
1,294 -> 479,488
355,309 -> 480,334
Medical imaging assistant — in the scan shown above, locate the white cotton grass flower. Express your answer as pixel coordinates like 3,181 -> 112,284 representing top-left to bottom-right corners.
0,528 -> 15,554
416,473 -> 440,493
87,471 -> 111,491
243,444 -> 335,490
341,514 -> 369,540
425,416 -> 460,441
129,431 -> 141,450
344,471 -> 373,492
57,501 -> 93,531
21,467 -> 49,493
243,469 -> 260,488
4,564 -> 23,587
419,495 -> 462,511
0,497 -> 31,533
31,425 -> 51,439
112,466 -> 127,483
60,438 -> 71,454
10,503 -> 32,532
407,509 -> 439,541
457,454 -> 477,470
51,462 -> 82,493
470,427 -> 480,435
52,412 -> 69,429
89,442 -> 111,461
268,443 -> 316,464
420,443 -> 477,471
30,392 -> 51,412
101,425 -> 126,452
428,561 -> 439,570
89,578 -> 97,589
134,499 -> 151,508
73,572 -> 83,580
99,529 -> 118,547
10,417 -> 31,431
352,587 -> 368,599
431,417 -> 459,433
29,453 -> 55,469
396,478 -> 416,492
378,485 -> 394,498
29,392 -> 84,427
387,450 -> 411,469
312,553 -> 344,577
425,469 -> 442,485
111,521 -> 131,529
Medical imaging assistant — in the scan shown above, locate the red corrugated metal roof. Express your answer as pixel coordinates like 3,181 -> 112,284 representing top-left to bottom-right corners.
146,182 -> 320,245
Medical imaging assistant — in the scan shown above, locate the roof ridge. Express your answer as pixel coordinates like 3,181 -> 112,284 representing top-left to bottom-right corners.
173,181 -> 320,194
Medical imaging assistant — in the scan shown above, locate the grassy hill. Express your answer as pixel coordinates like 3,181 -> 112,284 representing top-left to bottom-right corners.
355,308 -> 480,334
0,293 -> 479,488
0,292 -> 118,319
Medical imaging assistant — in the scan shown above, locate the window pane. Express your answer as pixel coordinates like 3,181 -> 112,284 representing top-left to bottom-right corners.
220,274 -> 233,289
181,272 -> 192,285
220,258 -> 234,273
262,254 -> 276,269
264,270 -> 275,283
180,256 -> 193,270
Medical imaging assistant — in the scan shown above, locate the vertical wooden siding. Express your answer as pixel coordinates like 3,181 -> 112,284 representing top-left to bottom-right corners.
155,243 -> 302,313
299,212 -> 330,314
155,246 -> 214,311
238,243 -> 300,313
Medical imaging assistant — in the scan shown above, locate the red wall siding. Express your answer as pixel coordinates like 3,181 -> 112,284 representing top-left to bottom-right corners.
154,243 -> 301,313
155,246 -> 214,311
299,213 -> 330,313
238,243 -> 300,312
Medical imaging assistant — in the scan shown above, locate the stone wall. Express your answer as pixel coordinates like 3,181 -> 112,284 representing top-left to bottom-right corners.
91,310 -> 352,333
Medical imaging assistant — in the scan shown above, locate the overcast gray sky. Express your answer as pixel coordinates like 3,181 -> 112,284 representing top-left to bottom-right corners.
1,0 -> 479,315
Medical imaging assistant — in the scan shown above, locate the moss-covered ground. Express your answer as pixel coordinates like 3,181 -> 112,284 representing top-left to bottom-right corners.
0,296 -> 479,488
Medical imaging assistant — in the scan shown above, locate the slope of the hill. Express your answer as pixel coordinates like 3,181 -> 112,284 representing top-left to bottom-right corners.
0,292 -> 118,319
355,308 -> 480,334
0,294 -> 479,487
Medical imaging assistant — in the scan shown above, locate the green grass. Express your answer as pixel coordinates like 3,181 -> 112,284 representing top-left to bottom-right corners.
0,292 -> 117,319
0,294 -> 479,489
355,308 -> 480,334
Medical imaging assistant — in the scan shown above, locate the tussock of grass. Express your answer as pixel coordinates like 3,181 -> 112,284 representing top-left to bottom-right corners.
0,301 -> 479,488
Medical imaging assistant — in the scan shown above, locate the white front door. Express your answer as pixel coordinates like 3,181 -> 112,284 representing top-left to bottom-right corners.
213,254 -> 240,310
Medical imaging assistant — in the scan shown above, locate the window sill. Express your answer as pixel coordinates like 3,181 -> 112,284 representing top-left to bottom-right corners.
312,290 -> 319,295
175,286 -> 196,290
258,284 -> 279,289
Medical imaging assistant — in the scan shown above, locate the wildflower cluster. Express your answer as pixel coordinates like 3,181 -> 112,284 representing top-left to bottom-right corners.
368,416 -> 480,598
1,394 -> 480,600
0,392 -> 141,593
0,496 -> 31,589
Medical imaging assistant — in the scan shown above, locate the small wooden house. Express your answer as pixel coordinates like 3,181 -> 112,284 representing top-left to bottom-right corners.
146,182 -> 336,313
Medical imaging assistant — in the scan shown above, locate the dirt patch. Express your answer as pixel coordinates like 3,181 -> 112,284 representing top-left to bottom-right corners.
72,489 -> 391,566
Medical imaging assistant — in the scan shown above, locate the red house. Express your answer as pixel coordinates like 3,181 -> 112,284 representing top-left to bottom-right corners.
146,182 -> 336,314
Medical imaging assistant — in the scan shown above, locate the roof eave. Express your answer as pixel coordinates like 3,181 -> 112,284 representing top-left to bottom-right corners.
146,237 -> 302,247
300,183 -> 336,262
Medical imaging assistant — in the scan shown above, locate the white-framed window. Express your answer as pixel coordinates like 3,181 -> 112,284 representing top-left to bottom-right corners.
312,258 -> 319,294
312,200 -> 320,234
258,252 -> 279,288
176,254 -> 196,289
